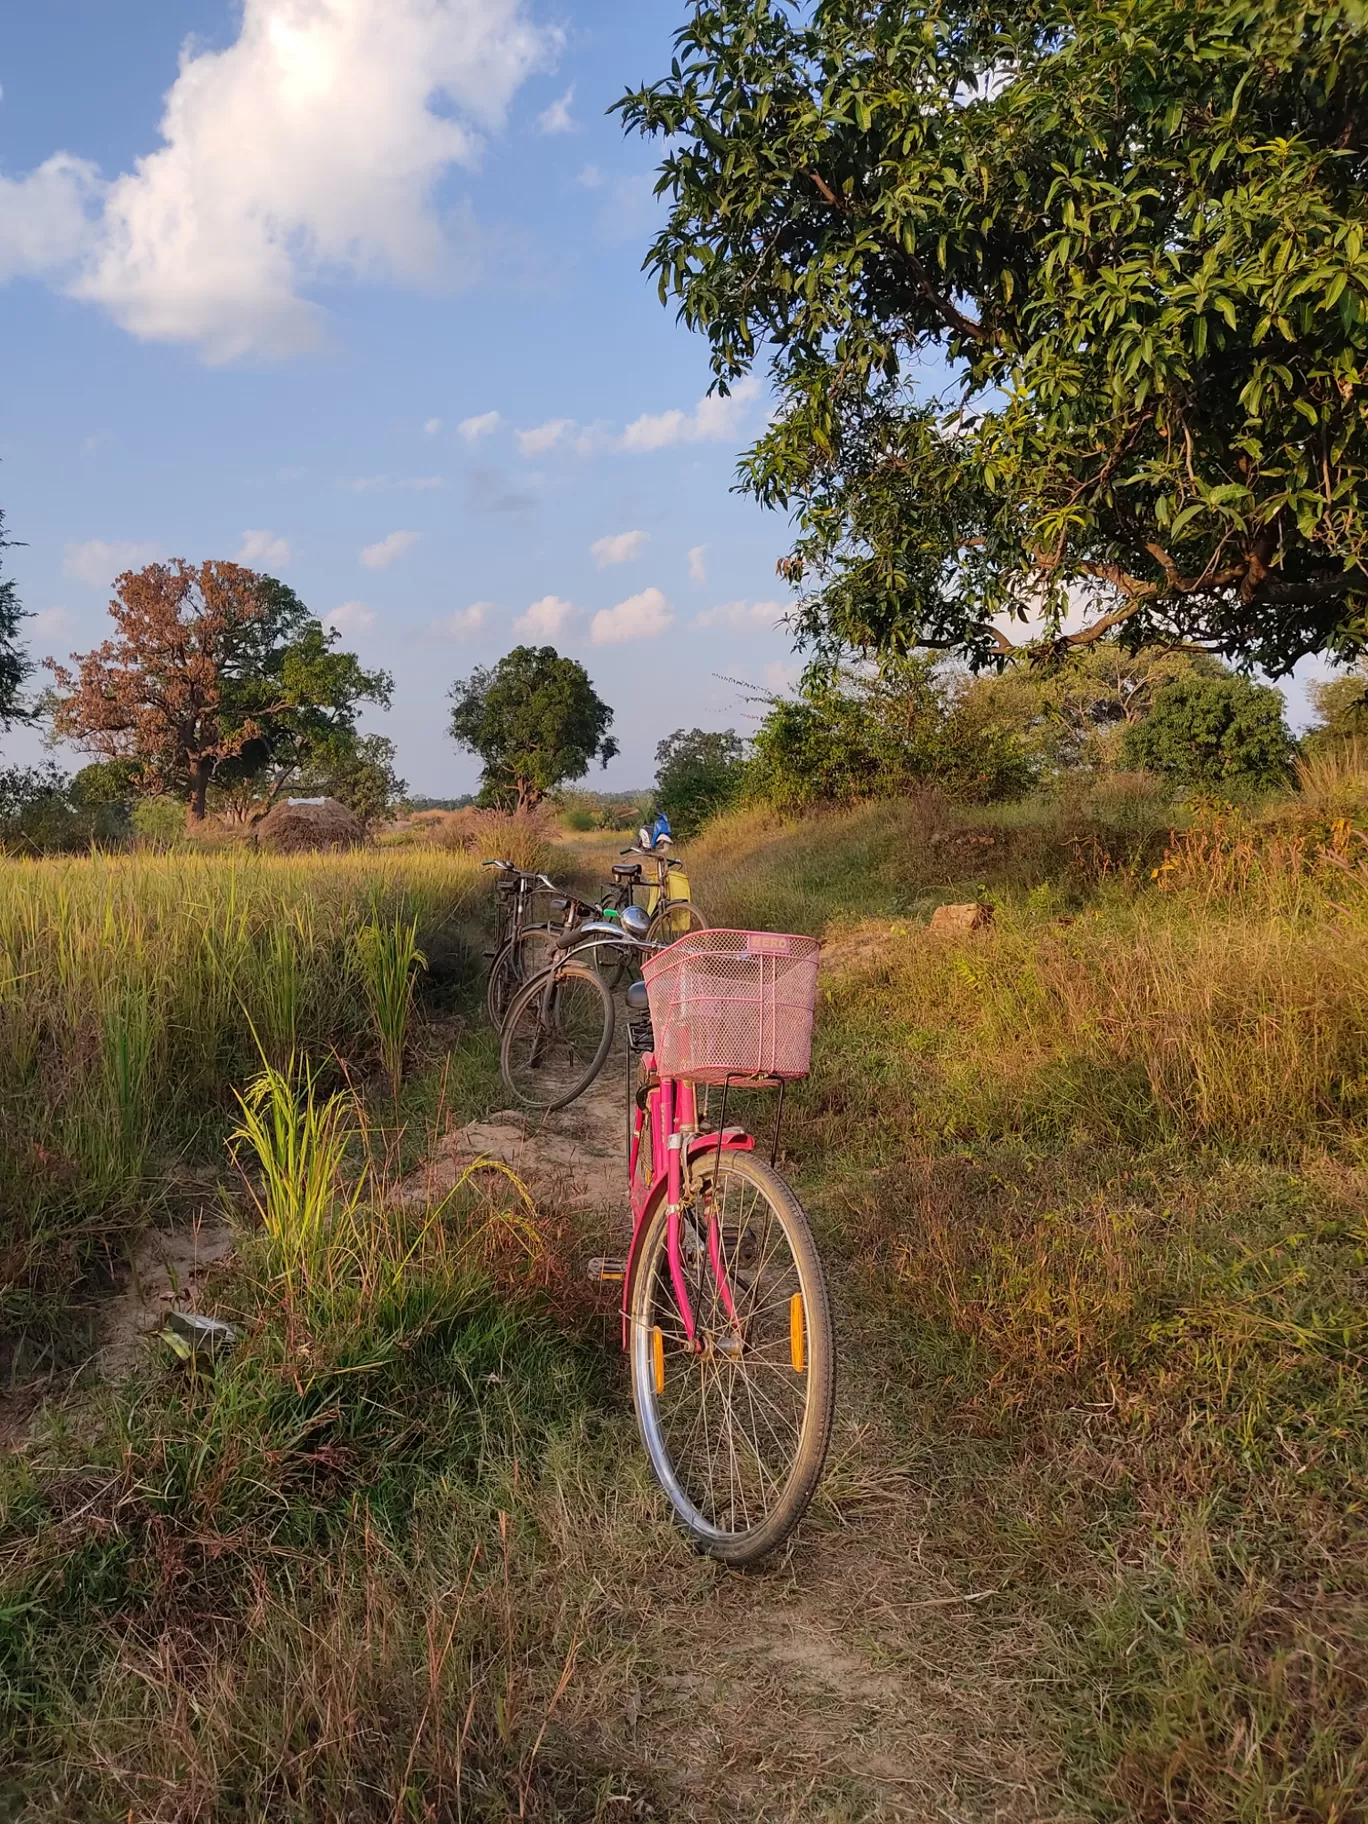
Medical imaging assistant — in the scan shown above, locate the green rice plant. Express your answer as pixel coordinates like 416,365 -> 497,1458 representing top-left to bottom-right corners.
355,911 -> 427,1096
231,1054 -> 362,1301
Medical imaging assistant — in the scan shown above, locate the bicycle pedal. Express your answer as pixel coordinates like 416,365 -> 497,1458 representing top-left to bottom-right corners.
586,1257 -> 626,1284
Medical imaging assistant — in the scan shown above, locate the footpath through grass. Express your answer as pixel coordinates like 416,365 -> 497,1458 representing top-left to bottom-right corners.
1,796 -> 1366,1820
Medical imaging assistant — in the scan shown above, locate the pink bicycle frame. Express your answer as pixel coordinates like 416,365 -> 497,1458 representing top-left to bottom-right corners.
622,1051 -> 752,1350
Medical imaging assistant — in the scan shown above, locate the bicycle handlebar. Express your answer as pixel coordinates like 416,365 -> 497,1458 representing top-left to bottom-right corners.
619,846 -> 683,868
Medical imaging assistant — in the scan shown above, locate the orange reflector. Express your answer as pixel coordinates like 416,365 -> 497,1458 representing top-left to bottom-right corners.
790,1294 -> 805,1373
652,1325 -> 665,1395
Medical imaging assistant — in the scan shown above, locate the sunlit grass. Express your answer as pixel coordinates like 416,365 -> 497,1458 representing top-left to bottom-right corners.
0,847 -> 482,1361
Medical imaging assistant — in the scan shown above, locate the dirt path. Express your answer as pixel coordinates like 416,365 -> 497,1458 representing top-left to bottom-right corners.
408,1033 -> 1070,1823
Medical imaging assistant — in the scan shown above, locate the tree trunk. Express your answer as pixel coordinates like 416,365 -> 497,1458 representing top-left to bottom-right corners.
187,760 -> 210,824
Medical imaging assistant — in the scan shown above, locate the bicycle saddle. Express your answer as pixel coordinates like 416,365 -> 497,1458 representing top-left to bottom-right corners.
625,979 -> 650,1013
611,862 -> 642,882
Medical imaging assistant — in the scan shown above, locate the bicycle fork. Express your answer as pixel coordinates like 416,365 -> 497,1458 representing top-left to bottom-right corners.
657,1080 -> 739,1351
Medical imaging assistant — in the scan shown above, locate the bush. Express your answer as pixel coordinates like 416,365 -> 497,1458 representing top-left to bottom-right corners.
0,765 -> 129,854
1121,673 -> 1296,792
748,658 -> 1037,812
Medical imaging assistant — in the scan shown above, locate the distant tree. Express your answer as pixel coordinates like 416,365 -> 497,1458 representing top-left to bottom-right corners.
69,758 -> 142,809
46,561 -> 391,823
0,505 -> 31,729
620,1 -> 1368,674
1304,663 -> 1368,752
0,763 -> 129,855
448,646 -> 618,811
1121,674 -> 1296,792
654,727 -> 747,836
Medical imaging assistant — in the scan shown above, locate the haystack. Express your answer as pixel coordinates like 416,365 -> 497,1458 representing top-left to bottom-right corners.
255,797 -> 365,854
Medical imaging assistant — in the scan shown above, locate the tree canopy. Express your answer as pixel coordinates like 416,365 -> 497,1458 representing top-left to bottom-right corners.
619,0 -> 1368,673
0,505 -> 30,730
447,646 -> 618,811
47,561 -> 391,821
654,727 -> 747,835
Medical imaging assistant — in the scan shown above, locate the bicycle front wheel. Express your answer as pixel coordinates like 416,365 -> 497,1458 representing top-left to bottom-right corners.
647,900 -> 708,944
629,1150 -> 834,1566
499,963 -> 615,1110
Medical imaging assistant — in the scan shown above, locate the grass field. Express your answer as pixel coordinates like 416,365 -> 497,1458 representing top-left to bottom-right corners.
2,791 -> 1367,1820
0,848 -> 488,1367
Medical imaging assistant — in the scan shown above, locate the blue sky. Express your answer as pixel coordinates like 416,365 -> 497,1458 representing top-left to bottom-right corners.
0,0 -> 1330,800
0,0 -> 802,796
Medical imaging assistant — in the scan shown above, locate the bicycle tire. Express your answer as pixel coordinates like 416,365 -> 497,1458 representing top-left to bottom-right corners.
499,962 -> 615,1111
646,900 -> 708,944
486,924 -> 562,1028
628,1149 -> 835,1566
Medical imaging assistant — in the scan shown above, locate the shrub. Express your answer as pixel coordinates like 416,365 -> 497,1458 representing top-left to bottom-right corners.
1121,674 -> 1296,793
748,658 -> 1036,813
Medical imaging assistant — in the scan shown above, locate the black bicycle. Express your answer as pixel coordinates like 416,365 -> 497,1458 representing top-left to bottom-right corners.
498,907 -> 657,1110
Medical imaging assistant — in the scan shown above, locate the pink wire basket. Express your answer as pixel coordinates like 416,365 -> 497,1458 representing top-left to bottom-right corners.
641,929 -> 822,1085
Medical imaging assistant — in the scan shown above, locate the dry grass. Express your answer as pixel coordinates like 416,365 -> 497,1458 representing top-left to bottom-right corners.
4,792 -> 1368,1821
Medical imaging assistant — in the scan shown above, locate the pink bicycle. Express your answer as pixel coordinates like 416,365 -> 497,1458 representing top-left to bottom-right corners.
605,930 -> 835,1566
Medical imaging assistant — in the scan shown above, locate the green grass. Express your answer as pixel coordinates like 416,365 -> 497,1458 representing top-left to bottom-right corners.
740,798 -> 1368,1822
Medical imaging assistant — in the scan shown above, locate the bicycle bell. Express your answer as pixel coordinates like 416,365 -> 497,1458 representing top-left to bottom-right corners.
620,904 -> 651,939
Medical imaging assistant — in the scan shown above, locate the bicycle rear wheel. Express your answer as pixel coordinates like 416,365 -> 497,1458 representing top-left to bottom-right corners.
647,900 -> 708,944
486,924 -> 561,1028
499,963 -> 615,1110
628,1150 -> 834,1566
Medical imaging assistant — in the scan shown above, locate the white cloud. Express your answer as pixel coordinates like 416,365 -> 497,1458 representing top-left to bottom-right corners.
360,529 -> 419,569
236,527 -> 292,566
536,87 -> 576,134
515,417 -> 573,457
694,598 -> 785,631
62,538 -> 162,588
576,164 -> 604,189
424,416 -> 442,435
688,544 -> 708,586
591,586 -> 672,646
764,659 -> 803,696
25,0 -> 558,360
590,530 -> 649,568
432,601 -> 489,637
458,409 -> 500,441
0,154 -> 101,282
620,376 -> 762,453
325,599 -> 375,635
30,607 -> 72,637
514,593 -> 574,638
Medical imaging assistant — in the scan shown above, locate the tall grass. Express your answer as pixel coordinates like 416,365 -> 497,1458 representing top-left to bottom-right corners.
355,912 -> 426,1096
232,1056 -> 363,1301
0,847 -> 482,1361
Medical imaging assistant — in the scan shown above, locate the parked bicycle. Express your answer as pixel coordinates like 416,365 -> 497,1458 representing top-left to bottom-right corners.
485,839 -> 707,1033
613,844 -> 707,944
497,906 -> 651,1109
606,927 -> 834,1564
